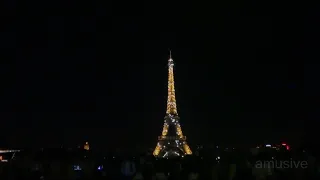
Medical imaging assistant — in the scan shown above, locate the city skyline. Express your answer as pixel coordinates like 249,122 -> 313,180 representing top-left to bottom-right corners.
1,3 -> 314,149
0,47 -> 303,148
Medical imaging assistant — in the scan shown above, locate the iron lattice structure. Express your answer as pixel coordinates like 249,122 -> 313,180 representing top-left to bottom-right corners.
153,52 -> 192,158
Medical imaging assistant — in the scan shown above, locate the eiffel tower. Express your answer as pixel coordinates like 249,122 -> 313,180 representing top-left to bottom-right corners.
153,51 -> 192,158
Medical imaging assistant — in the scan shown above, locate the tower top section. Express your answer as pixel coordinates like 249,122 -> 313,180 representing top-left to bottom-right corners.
166,51 -> 178,115
168,50 -> 174,66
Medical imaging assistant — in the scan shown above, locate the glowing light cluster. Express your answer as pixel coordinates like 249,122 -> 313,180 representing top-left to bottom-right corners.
0,150 -> 20,153
183,144 -> 192,155
282,143 -> 290,150
166,58 -> 178,115
153,143 -> 161,156
162,123 -> 169,136
176,124 -> 183,137
84,142 -> 90,151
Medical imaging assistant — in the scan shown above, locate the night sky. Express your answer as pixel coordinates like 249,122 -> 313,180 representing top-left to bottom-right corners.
0,2 -> 318,149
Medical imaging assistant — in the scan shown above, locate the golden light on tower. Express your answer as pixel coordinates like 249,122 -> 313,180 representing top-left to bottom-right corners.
166,51 -> 178,115
153,51 -> 192,157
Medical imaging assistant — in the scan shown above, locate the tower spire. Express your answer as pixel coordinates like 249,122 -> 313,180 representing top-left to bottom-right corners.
166,51 -> 178,115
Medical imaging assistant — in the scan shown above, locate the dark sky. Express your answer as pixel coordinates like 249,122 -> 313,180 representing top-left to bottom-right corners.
0,2 -> 318,149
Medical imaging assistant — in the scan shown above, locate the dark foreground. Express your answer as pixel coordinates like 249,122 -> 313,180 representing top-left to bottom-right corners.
0,147 -> 319,180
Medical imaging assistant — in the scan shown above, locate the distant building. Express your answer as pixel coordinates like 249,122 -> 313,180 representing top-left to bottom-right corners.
0,149 -> 19,162
84,142 -> 90,151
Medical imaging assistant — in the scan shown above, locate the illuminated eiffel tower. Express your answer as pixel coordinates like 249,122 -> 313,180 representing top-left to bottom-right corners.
153,51 -> 192,158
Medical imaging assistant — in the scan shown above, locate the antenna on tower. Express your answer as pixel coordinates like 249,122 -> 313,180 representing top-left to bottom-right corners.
168,50 -> 173,63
